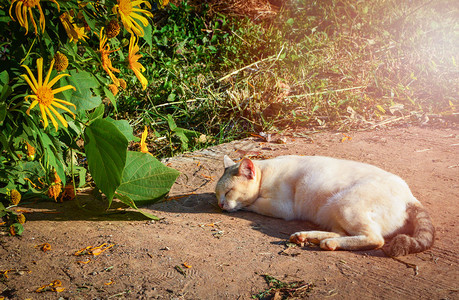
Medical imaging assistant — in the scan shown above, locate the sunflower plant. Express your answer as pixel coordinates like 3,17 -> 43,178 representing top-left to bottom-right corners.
0,0 -> 177,235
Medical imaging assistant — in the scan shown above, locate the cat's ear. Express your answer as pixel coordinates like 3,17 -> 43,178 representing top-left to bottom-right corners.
223,155 -> 236,168
238,158 -> 255,179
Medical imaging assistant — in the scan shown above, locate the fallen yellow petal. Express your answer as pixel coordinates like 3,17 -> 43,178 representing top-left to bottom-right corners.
104,280 -> 115,285
35,243 -> 52,252
76,259 -> 91,264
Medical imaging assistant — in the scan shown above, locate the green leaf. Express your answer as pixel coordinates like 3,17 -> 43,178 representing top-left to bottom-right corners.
0,70 -> 8,86
167,92 -> 176,102
0,102 -> 6,123
106,117 -> 140,142
141,23 -> 153,48
0,202 -> 6,218
174,128 -> 189,150
61,70 -> 102,112
116,151 -> 179,206
115,193 -> 160,220
103,87 -> 118,111
38,131 -> 66,187
10,223 -> 24,236
81,10 -> 97,32
166,114 -> 177,131
0,84 -> 12,103
84,118 -> 128,203
88,103 -> 105,123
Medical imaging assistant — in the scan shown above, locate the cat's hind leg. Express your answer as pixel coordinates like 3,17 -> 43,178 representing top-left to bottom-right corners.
290,230 -> 385,251
290,206 -> 385,251
319,232 -> 385,251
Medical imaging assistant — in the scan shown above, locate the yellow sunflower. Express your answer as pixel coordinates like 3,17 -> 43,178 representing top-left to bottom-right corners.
128,34 -> 148,90
22,58 -> 76,131
98,28 -> 120,86
59,11 -> 88,43
9,0 -> 60,35
112,0 -> 153,37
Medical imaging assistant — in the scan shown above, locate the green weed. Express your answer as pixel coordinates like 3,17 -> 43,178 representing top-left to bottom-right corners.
117,0 -> 458,157
252,274 -> 313,299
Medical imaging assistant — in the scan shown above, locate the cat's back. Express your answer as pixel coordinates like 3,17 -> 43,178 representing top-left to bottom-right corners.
256,155 -> 405,189
257,155 -> 390,175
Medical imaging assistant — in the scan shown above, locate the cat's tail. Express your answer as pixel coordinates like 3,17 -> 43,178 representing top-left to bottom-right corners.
387,203 -> 435,257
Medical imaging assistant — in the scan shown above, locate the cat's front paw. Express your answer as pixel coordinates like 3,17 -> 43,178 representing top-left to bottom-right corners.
289,232 -> 306,244
289,232 -> 317,246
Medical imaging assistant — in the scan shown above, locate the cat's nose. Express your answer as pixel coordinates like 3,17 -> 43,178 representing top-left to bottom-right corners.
218,202 -> 224,209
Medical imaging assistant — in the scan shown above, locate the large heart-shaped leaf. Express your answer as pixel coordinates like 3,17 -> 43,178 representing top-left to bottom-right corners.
84,118 -> 128,203
116,151 -> 179,206
106,117 -> 140,142
60,70 -> 102,112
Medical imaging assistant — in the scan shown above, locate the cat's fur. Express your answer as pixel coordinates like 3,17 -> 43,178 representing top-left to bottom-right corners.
215,155 -> 435,256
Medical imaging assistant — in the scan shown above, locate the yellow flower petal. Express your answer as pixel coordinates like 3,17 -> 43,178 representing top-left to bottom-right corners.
51,101 -> 76,117
37,57 -> 43,86
21,65 -> 39,90
51,85 -> 76,95
140,126 -> 153,155
21,74 -> 38,94
26,100 -> 39,115
45,106 -> 59,131
47,73 -> 71,88
130,12 -> 150,26
128,35 -> 148,90
39,103 -> 48,128
52,98 -> 77,109
44,59 -> 55,86
48,105 -> 68,128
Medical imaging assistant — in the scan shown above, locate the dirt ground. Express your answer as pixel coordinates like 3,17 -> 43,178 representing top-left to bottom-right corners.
1,125 -> 458,299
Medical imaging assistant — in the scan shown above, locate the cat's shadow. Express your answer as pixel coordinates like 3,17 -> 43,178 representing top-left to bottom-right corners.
150,192 -> 386,258
151,192 -> 306,241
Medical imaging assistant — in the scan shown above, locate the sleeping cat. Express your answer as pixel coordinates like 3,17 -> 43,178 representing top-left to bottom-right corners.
215,155 -> 435,256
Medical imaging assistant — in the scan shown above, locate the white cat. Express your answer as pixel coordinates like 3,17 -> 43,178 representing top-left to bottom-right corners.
215,155 -> 434,256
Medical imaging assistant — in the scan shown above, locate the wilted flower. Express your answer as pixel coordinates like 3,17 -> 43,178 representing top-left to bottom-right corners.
158,0 -> 170,8
25,141 -> 36,161
59,11 -> 88,43
9,225 -> 16,236
108,84 -> 119,96
36,280 -> 65,293
119,78 -> 127,89
47,170 -> 62,202
140,126 -> 153,156
128,35 -> 148,90
98,28 -> 120,86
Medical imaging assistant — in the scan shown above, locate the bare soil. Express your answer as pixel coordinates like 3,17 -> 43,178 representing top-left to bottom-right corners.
1,125 -> 458,299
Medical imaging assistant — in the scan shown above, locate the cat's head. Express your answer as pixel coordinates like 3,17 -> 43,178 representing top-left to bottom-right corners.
215,156 -> 260,212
